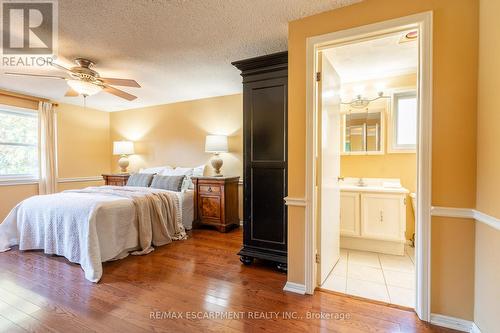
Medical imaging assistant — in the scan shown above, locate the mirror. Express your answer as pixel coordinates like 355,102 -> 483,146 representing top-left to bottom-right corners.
342,110 -> 383,154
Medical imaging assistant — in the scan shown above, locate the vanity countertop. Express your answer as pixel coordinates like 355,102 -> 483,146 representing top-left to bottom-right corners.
339,177 -> 409,194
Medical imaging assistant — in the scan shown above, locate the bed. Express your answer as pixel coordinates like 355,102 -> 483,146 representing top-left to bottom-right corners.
0,185 -> 194,282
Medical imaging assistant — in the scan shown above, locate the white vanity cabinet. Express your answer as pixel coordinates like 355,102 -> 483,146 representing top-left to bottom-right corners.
340,192 -> 360,237
339,179 -> 408,255
361,193 -> 406,242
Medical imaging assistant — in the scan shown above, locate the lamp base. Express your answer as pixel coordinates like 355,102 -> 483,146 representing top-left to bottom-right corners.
118,155 -> 130,173
210,154 -> 223,177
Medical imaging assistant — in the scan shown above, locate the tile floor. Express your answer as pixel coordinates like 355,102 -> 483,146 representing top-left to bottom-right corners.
321,246 -> 415,308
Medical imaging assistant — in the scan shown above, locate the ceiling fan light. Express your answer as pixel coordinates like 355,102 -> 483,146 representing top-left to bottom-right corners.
67,79 -> 102,96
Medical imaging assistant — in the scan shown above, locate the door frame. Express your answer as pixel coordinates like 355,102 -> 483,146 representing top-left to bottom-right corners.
304,12 -> 433,322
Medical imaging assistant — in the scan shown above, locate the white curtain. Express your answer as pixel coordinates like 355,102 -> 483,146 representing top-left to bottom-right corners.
38,101 -> 56,194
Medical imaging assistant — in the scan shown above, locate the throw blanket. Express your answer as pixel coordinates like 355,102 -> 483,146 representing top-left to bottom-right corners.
0,186 -> 186,282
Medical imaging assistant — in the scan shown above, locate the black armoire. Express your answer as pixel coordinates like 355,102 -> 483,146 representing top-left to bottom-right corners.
232,52 -> 288,271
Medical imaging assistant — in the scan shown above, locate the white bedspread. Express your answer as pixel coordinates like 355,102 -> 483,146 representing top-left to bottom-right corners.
0,186 -> 186,282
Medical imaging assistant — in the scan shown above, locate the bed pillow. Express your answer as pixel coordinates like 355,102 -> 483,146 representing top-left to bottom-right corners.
126,173 -> 155,187
193,164 -> 205,177
139,166 -> 173,174
150,175 -> 185,192
186,164 -> 206,190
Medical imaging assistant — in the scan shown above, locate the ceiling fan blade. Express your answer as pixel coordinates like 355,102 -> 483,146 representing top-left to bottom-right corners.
51,62 -> 72,72
4,72 -> 67,80
64,88 -> 79,97
103,85 -> 137,101
99,78 -> 141,88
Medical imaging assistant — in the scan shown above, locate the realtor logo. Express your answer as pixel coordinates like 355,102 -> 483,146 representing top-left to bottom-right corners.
1,0 -> 57,55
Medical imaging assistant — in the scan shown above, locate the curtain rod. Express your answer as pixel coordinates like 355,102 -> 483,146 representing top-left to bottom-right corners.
0,89 -> 59,106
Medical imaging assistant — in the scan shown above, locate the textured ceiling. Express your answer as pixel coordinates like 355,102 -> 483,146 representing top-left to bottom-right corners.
324,31 -> 418,83
0,0 -> 360,111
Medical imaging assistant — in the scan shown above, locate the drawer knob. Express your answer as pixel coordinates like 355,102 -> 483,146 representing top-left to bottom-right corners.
208,187 -> 212,192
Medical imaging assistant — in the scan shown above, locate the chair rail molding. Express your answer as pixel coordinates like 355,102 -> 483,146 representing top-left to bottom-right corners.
57,176 -> 104,183
431,206 -> 500,231
284,196 -> 306,207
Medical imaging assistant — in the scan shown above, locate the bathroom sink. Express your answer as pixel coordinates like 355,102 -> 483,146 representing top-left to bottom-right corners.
339,177 -> 409,194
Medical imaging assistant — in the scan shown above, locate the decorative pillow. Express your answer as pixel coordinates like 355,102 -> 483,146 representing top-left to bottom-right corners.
139,166 -> 173,174
126,173 -> 155,187
150,175 -> 185,192
160,167 -> 195,191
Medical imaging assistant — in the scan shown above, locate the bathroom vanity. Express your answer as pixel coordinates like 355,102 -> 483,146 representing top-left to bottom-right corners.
340,178 -> 409,255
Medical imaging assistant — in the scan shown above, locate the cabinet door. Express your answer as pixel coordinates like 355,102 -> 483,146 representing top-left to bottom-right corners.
361,193 -> 405,241
340,192 -> 360,236
200,195 -> 221,222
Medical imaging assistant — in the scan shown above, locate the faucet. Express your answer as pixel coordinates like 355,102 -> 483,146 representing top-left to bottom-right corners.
357,177 -> 366,187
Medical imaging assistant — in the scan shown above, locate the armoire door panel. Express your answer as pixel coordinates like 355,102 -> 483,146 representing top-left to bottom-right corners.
250,85 -> 286,161
250,167 -> 286,244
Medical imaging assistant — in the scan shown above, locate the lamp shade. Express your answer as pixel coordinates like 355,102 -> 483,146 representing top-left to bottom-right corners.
205,135 -> 228,153
113,141 -> 134,155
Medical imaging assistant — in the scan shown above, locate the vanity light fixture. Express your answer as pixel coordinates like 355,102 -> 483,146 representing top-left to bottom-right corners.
341,91 -> 390,109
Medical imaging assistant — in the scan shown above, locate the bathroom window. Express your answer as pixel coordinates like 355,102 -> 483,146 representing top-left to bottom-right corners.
390,91 -> 417,152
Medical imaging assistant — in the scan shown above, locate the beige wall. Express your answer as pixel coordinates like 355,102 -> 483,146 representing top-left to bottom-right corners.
340,74 -> 417,240
57,103 -> 111,178
288,0 -> 478,320
0,102 -> 110,221
0,184 -> 38,223
110,94 -> 244,219
431,217 -> 475,320
474,223 -> 499,333
474,0 -> 500,331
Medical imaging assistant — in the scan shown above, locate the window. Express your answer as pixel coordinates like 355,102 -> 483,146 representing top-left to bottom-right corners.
0,109 -> 39,179
391,91 -> 417,151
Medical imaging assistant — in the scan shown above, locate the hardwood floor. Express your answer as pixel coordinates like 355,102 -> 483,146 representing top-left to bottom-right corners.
0,228 -> 457,333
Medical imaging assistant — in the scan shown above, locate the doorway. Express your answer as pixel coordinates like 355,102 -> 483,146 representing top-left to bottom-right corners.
318,30 -> 419,308
305,12 -> 433,321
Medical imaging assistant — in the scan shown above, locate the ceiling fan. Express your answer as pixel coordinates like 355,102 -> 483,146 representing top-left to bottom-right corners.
4,58 -> 140,101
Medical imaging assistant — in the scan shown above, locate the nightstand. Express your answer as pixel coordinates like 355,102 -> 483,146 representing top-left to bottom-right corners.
192,176 -> 240,232
102,174 -> 130,186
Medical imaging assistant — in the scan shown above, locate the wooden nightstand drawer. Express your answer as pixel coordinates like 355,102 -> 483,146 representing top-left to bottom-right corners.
192,176 -> 240,233
102,174 -> 130,186
199,185 -> 221,194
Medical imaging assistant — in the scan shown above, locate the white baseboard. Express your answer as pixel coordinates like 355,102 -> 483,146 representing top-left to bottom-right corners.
470,323 -> 482,333
430,314 -> 473,332
283,281 -> 306,295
